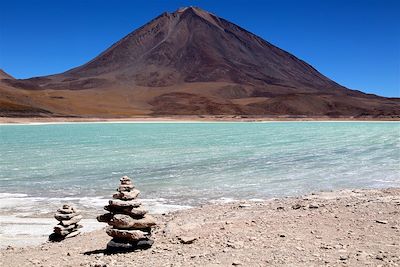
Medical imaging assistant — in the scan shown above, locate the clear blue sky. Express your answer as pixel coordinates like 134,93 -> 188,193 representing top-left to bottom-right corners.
0,0 -> 399,97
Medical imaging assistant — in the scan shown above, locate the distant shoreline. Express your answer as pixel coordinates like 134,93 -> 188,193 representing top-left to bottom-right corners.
1,116 -> 399,124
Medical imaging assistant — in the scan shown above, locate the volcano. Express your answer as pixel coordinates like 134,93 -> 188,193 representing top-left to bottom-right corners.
1,7 -> 399,117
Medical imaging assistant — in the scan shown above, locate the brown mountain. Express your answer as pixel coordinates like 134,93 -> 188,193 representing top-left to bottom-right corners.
1,7 -> 399,117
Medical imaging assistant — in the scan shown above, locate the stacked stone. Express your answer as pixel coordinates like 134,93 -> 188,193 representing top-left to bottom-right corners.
49,204 -> 83,242
97,176 -> 156,252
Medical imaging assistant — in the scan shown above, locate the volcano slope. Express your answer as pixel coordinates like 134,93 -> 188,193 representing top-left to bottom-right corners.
1,7 -> 399,118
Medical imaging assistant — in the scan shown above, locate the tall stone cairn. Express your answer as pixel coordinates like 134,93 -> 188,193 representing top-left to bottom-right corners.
97,176 -> 156,252
49,204 -> 83,242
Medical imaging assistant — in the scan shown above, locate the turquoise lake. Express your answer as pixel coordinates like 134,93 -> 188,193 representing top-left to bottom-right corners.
0,121 -> 399,246
1,122 -> 400,206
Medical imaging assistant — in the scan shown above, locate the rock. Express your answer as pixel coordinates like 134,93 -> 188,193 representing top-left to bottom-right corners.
57,207 -> 75,214
375,220 -> 388,224
120,176 -> 132,185
118,184 -> 135,192
104,205 -> 147,217
65,230 -> 81,238
339,255 -> 349,261
239,204 -> 251,208
108,199 -> 141,208
54,224 -> 82,235
226,241 -> 244,249
97,213 -> 114,223
292,203 -> 303,210
106,226 -> 149,241
308,203 -> 319,209
178,236 -> 197,244
61,215 -> 83,226
106,238 -> 154,252
112,189 -> 140,200
232,261 -> 242,266
54,211 -> 81,221
109,214 -> 156,229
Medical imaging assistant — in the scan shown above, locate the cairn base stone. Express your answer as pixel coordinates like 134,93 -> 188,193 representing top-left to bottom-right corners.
106,226 -> 149,241
106,238 -> 154,252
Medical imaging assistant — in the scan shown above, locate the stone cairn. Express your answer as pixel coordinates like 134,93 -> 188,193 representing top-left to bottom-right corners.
49,204 -> 83,242
97,176 -> 156,252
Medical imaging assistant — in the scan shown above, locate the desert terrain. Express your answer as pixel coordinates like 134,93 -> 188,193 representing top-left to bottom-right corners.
1,188 -> 399,266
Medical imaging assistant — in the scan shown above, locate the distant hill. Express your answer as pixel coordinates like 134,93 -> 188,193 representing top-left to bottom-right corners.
1,7 -> 399,117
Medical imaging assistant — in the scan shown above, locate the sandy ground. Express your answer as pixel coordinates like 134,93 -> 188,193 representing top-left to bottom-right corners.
1,115 -> 400,124
1,188 -> 399,266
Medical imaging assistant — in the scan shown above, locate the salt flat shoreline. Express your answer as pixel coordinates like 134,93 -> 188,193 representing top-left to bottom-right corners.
1,115 -> 400,124
1,188 -> 399,266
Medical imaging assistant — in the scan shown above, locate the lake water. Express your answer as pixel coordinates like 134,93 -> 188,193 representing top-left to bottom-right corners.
0,121 -> 399,246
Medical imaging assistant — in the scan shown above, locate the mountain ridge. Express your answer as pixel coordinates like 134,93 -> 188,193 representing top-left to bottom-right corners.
1,7 -> 399,117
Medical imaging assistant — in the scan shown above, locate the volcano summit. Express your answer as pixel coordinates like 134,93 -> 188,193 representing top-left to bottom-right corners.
1,7 -> 399,117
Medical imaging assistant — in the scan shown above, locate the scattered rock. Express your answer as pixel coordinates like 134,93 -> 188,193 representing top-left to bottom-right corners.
339,255 -> 349,261
375,220 -> 388,224
292,203 -> 303,210
178,236 -> 197,244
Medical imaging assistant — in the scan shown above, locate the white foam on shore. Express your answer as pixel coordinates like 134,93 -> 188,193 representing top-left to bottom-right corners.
142,198 -> 191,214
0,193 -> 193,248
0,215 -> 103,248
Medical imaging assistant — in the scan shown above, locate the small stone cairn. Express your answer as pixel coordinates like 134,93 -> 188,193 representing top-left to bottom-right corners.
49,204 -> 82,241
97,176 -> 156,252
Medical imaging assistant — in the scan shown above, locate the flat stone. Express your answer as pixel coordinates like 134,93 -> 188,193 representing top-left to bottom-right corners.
108,214 -> 156,229
97,213 -> 113,223
54,223 -> 81,233
106,238 -> 154,252
54,225 -> 82,236
106,226 -> 149,241
118,184 -> 135,192
57,207 -> 75,214
61,215 -> 83,226
113,189 -> 140,200
292,203 -> 303,210
178,236 -> 197,244
54,211 -> 81,221
309,203 -> 319,209
62,204 -> 73,210
104,205 -> 147,217
120,175 -> 132,184
65,230 -> 81,238
109,199 -> 141,208
376,220 -> 388,224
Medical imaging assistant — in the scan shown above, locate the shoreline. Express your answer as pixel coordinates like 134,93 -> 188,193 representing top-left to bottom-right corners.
1,187 -> 399,266
1,115 -> 400,125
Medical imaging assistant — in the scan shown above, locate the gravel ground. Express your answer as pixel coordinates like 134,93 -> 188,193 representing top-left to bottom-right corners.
1,188 -> 399,266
